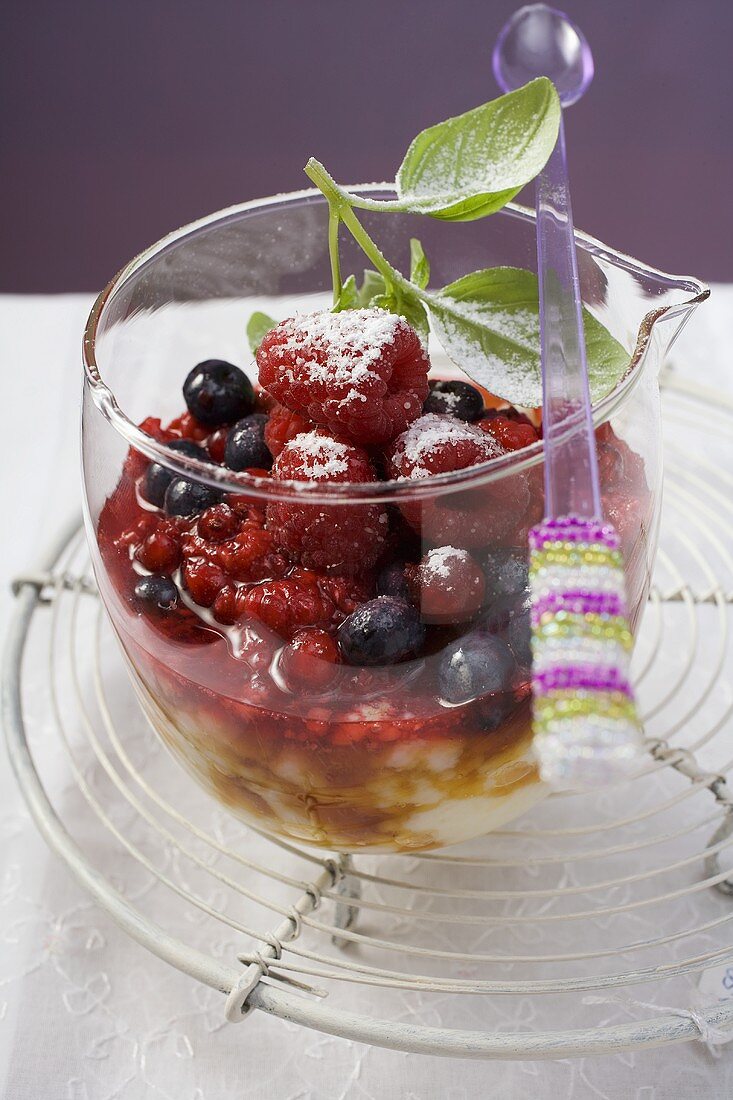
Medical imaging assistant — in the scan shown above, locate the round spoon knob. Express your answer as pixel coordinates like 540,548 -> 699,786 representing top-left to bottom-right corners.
493,3 -> 594,105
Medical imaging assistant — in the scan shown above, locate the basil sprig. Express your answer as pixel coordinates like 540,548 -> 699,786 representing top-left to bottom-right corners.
248,79 -> 630,408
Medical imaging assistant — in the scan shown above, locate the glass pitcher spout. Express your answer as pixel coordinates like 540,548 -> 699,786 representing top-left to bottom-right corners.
570,225 -> 709,386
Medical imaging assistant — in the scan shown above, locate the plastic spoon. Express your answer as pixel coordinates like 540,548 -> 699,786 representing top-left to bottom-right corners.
493,4 -> 643,786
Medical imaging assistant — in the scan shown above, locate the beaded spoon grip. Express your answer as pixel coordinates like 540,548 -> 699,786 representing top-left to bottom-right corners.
494,5 -> 643,786
528,518 -> 640,785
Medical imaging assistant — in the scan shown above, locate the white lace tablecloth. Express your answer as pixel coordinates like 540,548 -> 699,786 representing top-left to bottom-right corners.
1,290 -> 733,1100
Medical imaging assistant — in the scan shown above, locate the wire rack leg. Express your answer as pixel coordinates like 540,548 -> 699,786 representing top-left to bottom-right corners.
224,855 -> 344,1022
332,854 -> 361,947
645,736 -> 733,897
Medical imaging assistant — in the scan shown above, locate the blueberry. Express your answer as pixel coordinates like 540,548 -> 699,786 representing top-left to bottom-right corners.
483,548 -> 529,601
478,692 -> 517,732
183,359 -> 255,427
376,562 -> 410,600
224,414 -> 272,471
164,477 -> 222,517
143,439 -> 208,507
337,597 -> 425,666
505,606 -> 532,668
438,633 -> 516,704
134,574 -> 179,612
423,380 -> 484,422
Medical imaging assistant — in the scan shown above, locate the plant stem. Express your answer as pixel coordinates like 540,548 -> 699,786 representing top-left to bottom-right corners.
327,207 -> 342,305
304,158 -> 346,210
304,156 -> 432,308
337,203 -> 417,297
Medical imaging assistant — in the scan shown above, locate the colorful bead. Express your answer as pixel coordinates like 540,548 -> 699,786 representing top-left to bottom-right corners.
529,513 -> 642,787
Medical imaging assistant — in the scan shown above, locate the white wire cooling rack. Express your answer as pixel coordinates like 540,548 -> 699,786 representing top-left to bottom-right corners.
4,371 -> 733,1060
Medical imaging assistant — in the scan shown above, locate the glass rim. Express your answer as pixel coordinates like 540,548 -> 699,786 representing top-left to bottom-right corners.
82,183 -> 709,506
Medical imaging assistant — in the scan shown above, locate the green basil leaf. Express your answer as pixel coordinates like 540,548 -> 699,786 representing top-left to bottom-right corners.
371,290 -> 430,345
427,267 -> 630,406
246,311 -> 277,354
357,268 -> 387,306
396,293 -> 431,345
409,238 -> 430,289
355,266 -> 430,343
332,274 -> 360,312
395,78 -> 560,222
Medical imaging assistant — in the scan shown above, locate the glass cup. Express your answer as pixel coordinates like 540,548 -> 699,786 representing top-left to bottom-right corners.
82,187 -> 707,852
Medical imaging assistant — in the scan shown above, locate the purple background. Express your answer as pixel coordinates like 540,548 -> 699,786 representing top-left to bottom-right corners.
2,0 -> 731,292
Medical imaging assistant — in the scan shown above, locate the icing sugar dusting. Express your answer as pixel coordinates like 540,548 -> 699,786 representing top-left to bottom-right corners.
288,431 -> 351,479
436,389 -> 461,411
423,545 -> 468,579
391,413 -> 500,480
279,308 -> 401,387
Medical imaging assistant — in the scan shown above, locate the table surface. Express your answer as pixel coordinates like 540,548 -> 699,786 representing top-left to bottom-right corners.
1,291 -> 732,1100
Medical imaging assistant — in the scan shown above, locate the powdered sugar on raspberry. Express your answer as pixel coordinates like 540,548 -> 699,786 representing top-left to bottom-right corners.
287,431 -> 351,479
390,413 -> 501,480
258,308 -> 429,447
278,309 -> 402,387
423,545 -> 469,579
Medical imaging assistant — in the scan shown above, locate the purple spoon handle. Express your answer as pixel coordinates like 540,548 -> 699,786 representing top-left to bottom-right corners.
494,5 -> 643,786
537,114 -> 602,521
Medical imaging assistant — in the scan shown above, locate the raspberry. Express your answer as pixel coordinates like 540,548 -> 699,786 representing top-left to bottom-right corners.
478,415 -> 539,451
386,413 -> 499,480
139,416 -> 170,439
225,499 -> 267,527
181,557 -> 229,607
207,428 -> 229,463
211,584 -> 240,625
181,507 -> 289,585
197,503 -> 240,542
116,512 -> 161,551
165,411 -> 210,442
385,414 -> 524,547
408,546 -> 486,623
266,431 -> 388,574
274,430 -> 377,482
244,572 -> 335,639
597,440 -> 625,491
279,629 -> 340,692
318,573 -> 374,618
482,405 -> 538,428
135,528 -> 181,573
604,490 -> 642,551
257,309 -> 429,446
595,423 -> 648,497
219,524 -> 289,582
264,403 -> 315,458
